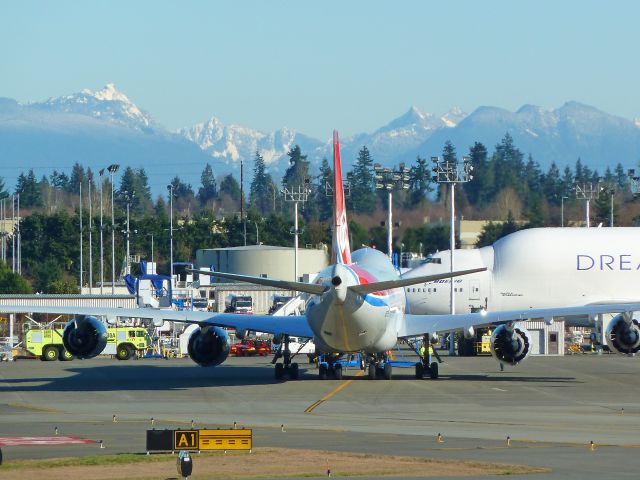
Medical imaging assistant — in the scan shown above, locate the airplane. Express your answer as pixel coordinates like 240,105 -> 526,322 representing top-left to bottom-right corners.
2,132 -> 640,380
403,227 -> 640,365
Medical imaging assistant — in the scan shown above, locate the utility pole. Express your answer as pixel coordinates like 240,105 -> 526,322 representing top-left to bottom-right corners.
374,163 -> 410,263
431,154 -> 473,356
561,196 -> 568,227
281,183 -> 311,281
107,164 -> 120,293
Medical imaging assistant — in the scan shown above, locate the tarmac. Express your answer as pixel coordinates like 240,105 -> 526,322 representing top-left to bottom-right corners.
1,351 -> 640,478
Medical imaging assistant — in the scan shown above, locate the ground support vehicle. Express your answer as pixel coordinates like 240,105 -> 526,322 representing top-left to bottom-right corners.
230,340 -> 270,356
317,353 -> 364,380
224,295 -> 253,314
24,325 -> 151,361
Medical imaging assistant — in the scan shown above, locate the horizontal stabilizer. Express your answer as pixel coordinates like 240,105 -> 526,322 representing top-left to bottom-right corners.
348,267 -> 487,295
188,269 -> 328,295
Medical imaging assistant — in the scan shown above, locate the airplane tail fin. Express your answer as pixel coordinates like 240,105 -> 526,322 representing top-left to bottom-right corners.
332,130 -> 352,265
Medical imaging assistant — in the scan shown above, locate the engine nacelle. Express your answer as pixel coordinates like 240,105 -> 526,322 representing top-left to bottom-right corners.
490,324 -> 531,366
605,314 -> 640,354
187,326 -> 230,367
62,316 -> 108,359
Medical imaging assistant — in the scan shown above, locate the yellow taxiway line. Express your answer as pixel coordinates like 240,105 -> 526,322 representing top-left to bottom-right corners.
304,370 -> 364,414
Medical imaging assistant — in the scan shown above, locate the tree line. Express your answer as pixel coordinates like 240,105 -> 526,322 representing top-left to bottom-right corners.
1,132 -> 638,292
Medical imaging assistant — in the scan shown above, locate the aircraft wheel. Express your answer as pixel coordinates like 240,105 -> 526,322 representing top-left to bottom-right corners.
319,364 -> 328,380
290,363 -> 299,380
334,364 -> 343,380
429,362 -> 439,379
368,363 -> 376,380
383,363 -> 393,380
43,346 -> 59,362
275,363 -> 285,380
415,362 -> 423,379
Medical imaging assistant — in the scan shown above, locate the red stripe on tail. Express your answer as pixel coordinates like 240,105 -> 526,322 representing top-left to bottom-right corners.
332,130 -> 351,264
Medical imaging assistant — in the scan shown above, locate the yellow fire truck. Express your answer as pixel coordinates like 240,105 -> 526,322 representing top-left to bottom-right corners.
24,324 -> 151,361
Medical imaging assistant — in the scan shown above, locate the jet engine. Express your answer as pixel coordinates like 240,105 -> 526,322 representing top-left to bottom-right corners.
62,316 -> 108,359
490,324 -> 531,366
605,314 -> 640,355
187,326 -> 230,367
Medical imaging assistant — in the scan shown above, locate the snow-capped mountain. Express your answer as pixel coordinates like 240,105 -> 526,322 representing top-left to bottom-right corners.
336,106 -> 466,165
1,84 -> 639,196
415,101 -> 640,171
35,83 -> 157,133
177,118 -> 324,170
178,106 -> 466,170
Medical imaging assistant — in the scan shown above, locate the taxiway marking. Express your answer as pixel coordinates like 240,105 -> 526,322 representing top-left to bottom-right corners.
305,371 -> 364,413
0,436 -> 96,446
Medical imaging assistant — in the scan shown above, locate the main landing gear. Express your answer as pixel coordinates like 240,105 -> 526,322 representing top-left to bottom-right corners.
271,334 -> 299,381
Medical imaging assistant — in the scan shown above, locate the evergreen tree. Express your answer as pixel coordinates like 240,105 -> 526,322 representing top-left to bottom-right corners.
407,156 -> 433,207
464,142 -> 490,205
219,174 -> 241,202
68,163 -> 85,194
50,170 -> 70,190
544,162 -> 562,204
249,152 -> 275,215
118,167 -> 153,213
561,165 -> 574,198
492,133 -> 525,195
0,261 -> 31,293
315,158 -> 333,222
347,146 -> 376,214
15,169 -> 42,207
615,163 -> 628,191
282,145 -> 310,189
197,163 -> 218,205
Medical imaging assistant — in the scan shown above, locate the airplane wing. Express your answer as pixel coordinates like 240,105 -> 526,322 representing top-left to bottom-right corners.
399,301 -> 640,338
0,305 -> 313,337
188,269 -> 327,295
349,267 -> 486,295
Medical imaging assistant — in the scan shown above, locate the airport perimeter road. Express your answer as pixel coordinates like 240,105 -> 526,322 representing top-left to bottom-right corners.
2,354 -> 640,478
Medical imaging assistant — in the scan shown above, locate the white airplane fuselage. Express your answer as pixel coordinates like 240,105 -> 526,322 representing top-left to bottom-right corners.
307,248 -> 405,353
404,228 -> 640,315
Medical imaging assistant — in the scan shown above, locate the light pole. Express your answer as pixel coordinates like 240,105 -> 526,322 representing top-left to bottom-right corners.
431,154 -> 473,355
281,182 -> 311,281
88,178 -> 93,293
122,191 -> 135,276
99,169 -> 104,294
254,220 -> 259,245
561,196 -> 568,227
374,163 -> 410,261
575,182 -> 600,228
79,182 -> 83,291
147,233 -> 155,266
107,164 -> 120,293
167,184 -> 174,286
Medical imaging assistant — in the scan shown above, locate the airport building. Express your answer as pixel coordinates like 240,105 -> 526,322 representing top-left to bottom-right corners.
195,244 -> 329,282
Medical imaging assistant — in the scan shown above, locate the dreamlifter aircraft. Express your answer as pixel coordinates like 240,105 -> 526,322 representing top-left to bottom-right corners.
403,227 -> 640,365
2,133 -> 639,380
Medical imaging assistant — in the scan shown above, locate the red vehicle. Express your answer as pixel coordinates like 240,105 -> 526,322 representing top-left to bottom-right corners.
231,340 -> 270,357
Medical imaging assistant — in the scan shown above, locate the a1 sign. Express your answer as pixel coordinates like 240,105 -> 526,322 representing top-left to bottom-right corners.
174,430 -> 199,450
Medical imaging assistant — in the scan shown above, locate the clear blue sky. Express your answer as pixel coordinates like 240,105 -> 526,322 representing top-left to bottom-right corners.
1,0 -> 638,139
